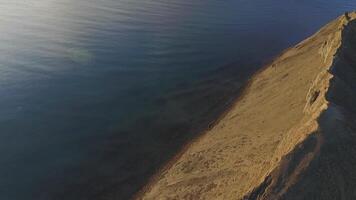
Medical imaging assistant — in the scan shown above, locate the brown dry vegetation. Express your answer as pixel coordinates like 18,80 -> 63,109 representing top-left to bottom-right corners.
138,12 -> 356,200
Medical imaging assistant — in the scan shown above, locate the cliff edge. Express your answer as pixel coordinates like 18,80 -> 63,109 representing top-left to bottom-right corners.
139,12 -> 356,200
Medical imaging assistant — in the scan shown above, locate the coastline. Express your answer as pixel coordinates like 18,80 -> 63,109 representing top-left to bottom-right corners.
133,46 -> 293,199
133,75 -> 250,200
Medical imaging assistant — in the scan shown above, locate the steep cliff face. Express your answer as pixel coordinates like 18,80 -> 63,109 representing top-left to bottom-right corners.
246,15 -> 356,200
139,12 -> 356,200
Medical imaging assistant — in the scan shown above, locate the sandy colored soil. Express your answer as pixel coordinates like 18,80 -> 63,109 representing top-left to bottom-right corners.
138,12 -> 356,200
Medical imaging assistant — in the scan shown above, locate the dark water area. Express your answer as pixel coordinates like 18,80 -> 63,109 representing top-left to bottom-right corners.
1,0 -> 356,199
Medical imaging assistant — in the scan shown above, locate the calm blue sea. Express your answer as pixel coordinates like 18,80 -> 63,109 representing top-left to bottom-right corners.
1,0 -> 355,199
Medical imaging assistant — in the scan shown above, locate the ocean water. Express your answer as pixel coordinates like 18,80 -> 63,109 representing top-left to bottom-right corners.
1,0 -> 355,199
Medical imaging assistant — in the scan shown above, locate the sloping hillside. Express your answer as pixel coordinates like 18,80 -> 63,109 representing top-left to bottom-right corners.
139,12 -> 356,200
